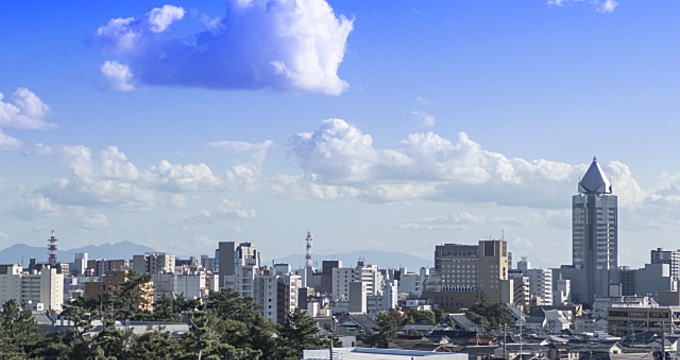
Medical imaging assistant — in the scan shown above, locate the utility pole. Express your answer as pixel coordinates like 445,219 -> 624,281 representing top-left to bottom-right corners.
519,305 -> 523,360
661,321 -> 666,360
503,324 -> 507,360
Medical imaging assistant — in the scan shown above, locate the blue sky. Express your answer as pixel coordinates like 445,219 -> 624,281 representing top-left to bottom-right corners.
1,0 -> 679,269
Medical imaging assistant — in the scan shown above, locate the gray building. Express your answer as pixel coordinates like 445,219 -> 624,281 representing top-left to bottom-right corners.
571,157 -> 617,304
218,241 -> 236,289
651,248 -> 680,282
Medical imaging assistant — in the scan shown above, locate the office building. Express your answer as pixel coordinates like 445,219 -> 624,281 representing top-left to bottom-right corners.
73,253 -> 88,276
572,157 -> 617,304
0,265 -> 64,312
651,248 -> 680,282
423,239 -> 510,312
320,260 -> 342,295
132,253 -> 175,275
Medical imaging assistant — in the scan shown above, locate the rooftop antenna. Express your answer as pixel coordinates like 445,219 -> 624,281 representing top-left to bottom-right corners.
47,230 -> 58,267
305,231 -> 313,270
501,229 -> 505,241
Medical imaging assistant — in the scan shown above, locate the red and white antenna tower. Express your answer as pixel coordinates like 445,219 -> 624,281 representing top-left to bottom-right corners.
47,230 -> 58,267
305,231 -> 313,269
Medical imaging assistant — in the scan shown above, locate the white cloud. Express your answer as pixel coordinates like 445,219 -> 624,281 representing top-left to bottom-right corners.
216,199 -> 256,219
410,110 -> 436,127
400,212 -> 484,231
171,199 -> 256,225
78,211 -> 111,229
289,119 -> 377,182
286,119 -> 645,208
207,140 -> 272,165
598,0 -> 618,13
0,132 -> 22,150
94,1 -> 353,95
101,61 -> 134,91
0,88 -> 54,151
11,194 -> 62,220
0,88 -> 52,130
547,0 -> 618,13
35,144 -> 266,211
148,160 -> 223,192
147,5 -> 185,33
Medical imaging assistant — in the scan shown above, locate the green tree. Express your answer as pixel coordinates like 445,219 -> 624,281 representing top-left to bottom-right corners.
130,330 -> 182,360
150,295 -> 199,322
204,290 -> 276,358
0,299 -> 43,358
114,271 -> 153,321
465,302 -> 514,330
405,309 -> 436,324
366,310 -> 404,348
276,308 -> 329,359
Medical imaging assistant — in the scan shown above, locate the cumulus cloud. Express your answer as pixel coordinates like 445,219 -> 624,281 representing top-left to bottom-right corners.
0,88 -> 54,150
11,194 -> 62,220
94,1 -> 353,94
33,143 -> 269,212
286,118 -> 645,207
101,61 -> 134,91
147,5 -> 185,32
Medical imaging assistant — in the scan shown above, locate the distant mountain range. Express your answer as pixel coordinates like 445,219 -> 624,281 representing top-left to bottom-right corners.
0,241 -> 156,265
270,250 -> 431,271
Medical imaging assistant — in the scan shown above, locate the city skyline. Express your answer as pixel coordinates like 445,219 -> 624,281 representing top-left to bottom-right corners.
4,1 -> 680,269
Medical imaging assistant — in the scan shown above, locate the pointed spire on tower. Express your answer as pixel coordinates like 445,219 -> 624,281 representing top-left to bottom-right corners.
578,156 -> 612,194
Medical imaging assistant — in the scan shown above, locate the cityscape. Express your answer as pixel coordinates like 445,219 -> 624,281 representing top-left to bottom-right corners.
0,157 -> 678,359
3,0 -> 680,359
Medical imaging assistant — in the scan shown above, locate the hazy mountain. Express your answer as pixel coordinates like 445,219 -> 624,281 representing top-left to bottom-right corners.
0,241 -> 156,265
270,250 -> 431,271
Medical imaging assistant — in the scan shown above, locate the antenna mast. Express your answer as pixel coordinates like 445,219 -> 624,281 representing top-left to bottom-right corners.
305,231 -> 313,269
47,230 -> 58,267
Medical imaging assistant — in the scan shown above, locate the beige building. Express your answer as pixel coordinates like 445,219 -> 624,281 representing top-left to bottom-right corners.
84,270 -> 154,312
423,239 -> 511,312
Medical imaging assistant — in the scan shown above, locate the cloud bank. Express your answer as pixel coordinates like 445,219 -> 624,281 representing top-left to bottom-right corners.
285,119 -> 645,207
95,1 -> 353,95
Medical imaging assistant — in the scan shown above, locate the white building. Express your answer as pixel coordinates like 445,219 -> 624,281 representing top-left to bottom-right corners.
527,268 -> 553,306
153,271 -> 213,301
332,267 -> 354,301
73,253 -> 88,276
253,268 -> 302,323
0,265 -> 64,312
218,242 -> 260,298
332,262 -> 383,302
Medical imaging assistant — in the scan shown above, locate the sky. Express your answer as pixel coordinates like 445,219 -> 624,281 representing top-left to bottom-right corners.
1,0 -> 680,269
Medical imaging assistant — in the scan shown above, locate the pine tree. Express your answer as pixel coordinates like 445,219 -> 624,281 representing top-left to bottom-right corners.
276,308 -> 329,359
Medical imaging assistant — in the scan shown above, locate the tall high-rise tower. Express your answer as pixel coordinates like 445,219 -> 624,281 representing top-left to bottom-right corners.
572,157 -> 617,302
